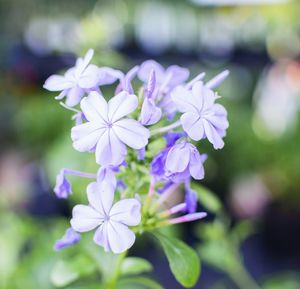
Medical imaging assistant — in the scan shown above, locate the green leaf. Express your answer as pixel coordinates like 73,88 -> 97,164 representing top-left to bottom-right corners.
50,260 -> 79,287
191,183 -> 222,213
50,255 -> 97,287
117,276 -> 165,289
153,232 -> 201,288
120,257 -> 153,276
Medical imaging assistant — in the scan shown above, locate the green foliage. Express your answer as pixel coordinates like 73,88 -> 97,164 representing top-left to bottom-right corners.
117,276 -> 165,289
120,257 -> 153,276
50,255 -> 97,287
191,182 -> 222,213
153,231 -> 201,288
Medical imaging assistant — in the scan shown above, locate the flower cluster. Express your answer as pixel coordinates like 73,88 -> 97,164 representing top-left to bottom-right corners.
45,50 -> 229,254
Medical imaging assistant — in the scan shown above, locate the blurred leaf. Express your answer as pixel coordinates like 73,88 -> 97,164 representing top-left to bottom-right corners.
153,231 -> 200,288
117,276 -> 164,289
50,255 -> 97,287
191,183 -> 222,213
120,257 -> 153,276
263,273 -> 300,289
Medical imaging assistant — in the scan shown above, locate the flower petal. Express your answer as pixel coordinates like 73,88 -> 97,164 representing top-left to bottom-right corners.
71,122 -> 104,152
65,86 -> 84,107
113,119 -> 149,149
166,65 -> 189,87
70,204 -> 103,232
165,142 -> 190,173
203,119 -> 224,149
138,60 -> 165,83
189,147 -> 205,180
93,223 -> 110,251
78,64 -> 100,88
108,92 -> 138,122
171,86 -> 198,113
140,98 -> 162,125
107,221 -> 136,254
95,129 -> 127,166
180,112 -> 204,141
110,198 -> 141,226
87,181 -> 114,216
43,75 -> 73,91
81,91 -> 108,122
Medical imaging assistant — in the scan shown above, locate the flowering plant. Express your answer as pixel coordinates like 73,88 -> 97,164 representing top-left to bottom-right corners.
45,49 -> 229,288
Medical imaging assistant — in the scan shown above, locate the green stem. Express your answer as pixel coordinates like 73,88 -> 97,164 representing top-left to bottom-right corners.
228,264 -> 261,289
107,251 -> 127,289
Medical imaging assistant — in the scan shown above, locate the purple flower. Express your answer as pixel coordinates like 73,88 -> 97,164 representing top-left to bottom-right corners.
98,67 -> 124,86
54,169 -> 72,199
140,70 -> 162,126
171,81 -> 229,149
54,228 -> 81,250
185,181 -> 197,213
165,141 -> 205,182
115,66 -> 139,94
70,181 -> 141,254
71,91 -> 150,166
97,166 -> 117,188
138,60 -> 189,89
43,49 -> 99,107
150,148 -> 170,181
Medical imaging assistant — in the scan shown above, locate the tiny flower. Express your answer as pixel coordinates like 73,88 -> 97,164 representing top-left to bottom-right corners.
138,60 -> 189,89
165,141 -> 205,182
70,181 -> 141,254
71,91 -> 150,166
54,169 -> 72,199
43,49 -> 99,107
171,81 -> 229,149
54,228 -> 81,251
185,181 -> 198,213
140,70 -> 162,126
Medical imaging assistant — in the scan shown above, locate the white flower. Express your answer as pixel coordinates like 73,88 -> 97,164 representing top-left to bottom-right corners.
171,81 -> 229,149
71,91 -> 150,166
70,181 -> 141,254
43,49 -> 99,106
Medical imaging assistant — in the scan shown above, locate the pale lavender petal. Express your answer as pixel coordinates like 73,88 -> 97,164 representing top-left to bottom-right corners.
180,112 -> 204,141
95,129 -> 127,166
113,119 -> 149,149
165,142 -> 190,173
138,60 -> 165,83
54,228 -> 81,251
146,69 -> 156,97
65,86 -> 84,107
191,81 -> 205,110
171,86 -> 198,113
71,122 -> 104,152
110,198 -> 141,226
164,132 -> 185,147
140,98 -> 162,125
166,65 -> 189,87
97,166 -> 117,188
106,221 -> 136,254
70,204 -> 102,232
98,67 -> 124,86
189,146 -> 205,180
137,147 -> 145,160
76,49 -> 94,76
78,64 -> 100,88
87,181 -> 114,216
93,223 -> 110,251
108,92 -> 138,122
43,75 -> 73,91
203,119 -> 224,149
81,91 -> 108,122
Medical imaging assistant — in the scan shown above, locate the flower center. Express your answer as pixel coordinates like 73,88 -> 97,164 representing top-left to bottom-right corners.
106,121 -> 113,128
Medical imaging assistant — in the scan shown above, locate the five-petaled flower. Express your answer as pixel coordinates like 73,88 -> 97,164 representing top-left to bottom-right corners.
171,81 -> 229,149
71,91 -> 150,166
70,181 -> 141,254
43,49 -> 99,107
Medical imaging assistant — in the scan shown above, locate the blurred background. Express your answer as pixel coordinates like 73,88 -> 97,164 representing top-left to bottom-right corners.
1,0 -> 300,288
